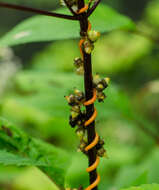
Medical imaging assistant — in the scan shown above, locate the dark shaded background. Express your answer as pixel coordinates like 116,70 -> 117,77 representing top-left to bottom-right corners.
0,0 -> 150,65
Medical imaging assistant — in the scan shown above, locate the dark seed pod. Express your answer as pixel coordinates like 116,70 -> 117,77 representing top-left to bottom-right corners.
77,112 -> 86,127
83,39 -> 94,54
96,138 -> 105,150
74,89 -> 85,104
96,83 -> 105,92
76,66 -> 84,75
96,80 -> 108,92
69,112 -> 86,128
97,147 -> 106,157
65,94 -> 77,106
71,105 -> 81,113
96,143 -> 103,150
76,128 -> 85,140
97,91 -> 106,102
99,138 -> 105,146
103,77 -> 110,86
74,57 -> 83,68
79,140 -> 87,153
69,116 -> 77,128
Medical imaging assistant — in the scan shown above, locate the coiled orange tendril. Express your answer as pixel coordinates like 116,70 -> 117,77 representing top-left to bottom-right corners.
77,4 -> 89,14
77,4 -> 100,190
77,5 -> 92,59
83,89 -> 100,190
78,20 -> 91,58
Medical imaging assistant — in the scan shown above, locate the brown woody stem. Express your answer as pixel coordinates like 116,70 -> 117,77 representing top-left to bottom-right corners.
77,0 -> 98,189
87,0 -> 101,17
0,1 -> 78,20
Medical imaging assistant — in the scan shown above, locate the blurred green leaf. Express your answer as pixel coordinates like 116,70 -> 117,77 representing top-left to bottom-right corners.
64,152 -> 89,188
13,167 -> 59,190
121,184 -> 159,190
0,150 -> 46,166
115,148 -> 159,189
131,172 -> 148,187
0,4 -> 135,46
0,117 -> 70,188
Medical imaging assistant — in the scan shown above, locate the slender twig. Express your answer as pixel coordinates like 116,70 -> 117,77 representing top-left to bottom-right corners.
88,0 -> 94,10
87,0 -> 101,17
0,1 -> 78,20
78,0 -> 98,189
63,0 -> 77,15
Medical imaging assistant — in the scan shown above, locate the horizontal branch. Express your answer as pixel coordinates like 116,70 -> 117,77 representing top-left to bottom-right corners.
0,1 -> 78,20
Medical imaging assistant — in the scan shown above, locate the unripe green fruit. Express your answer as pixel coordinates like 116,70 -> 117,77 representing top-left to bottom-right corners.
87,30 -> 100,42
93,74 -> 101,84
74,57 -> 83,68
97,91 -> 106,102
97,147 -> 106,157
104,77 -> 110,84
71,111 -> 79,119
71,105 -> 81,113
76,66 -> 84,75
84,39 -> 94,54
76,129 -> 84,139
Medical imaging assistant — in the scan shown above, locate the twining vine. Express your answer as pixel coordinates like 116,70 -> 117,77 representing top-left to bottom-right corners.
64,0 -> 108,189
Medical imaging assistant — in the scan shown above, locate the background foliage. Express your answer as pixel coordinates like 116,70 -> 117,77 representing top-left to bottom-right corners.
0,0 -> 159,189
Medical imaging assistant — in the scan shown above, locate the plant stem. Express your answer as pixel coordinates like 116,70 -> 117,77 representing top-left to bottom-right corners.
63,0 -> 77,15
0,1 -> 78,20
78,1 -> 98,189
87,0 -> 101,17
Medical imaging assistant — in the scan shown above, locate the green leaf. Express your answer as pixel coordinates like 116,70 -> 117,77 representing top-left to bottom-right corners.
115,148 -> 159,189
0,150 -> 46,166
0,4 -> 135,46
64,152 -> 89,188
0,117 -> 70,188
13,167 -> 59,190
131,172 -> 148,187
121,184 -> 159,190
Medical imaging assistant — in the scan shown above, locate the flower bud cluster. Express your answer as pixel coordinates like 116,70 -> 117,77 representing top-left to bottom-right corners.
74,57 -> 84,75
65,89 -> 88,154
93,74 -> 110,102
96,137 -> 107,157
73,30 -> 100,76
83,30 -> 100,54
65,89 -> 86,128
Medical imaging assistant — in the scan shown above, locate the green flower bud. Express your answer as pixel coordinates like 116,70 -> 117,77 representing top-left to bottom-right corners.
76,128 -> 84,140
71,105 -> 81,113
93,74 -> 101,85
104,77 -> 110,84
84,39 -> 94,54
71,111 -> 79,119
74,57 -> 83,68
97,147 -> 106,157
97,91 -> 106,102
87,30 -> 100,42
76,66 -> 84,75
